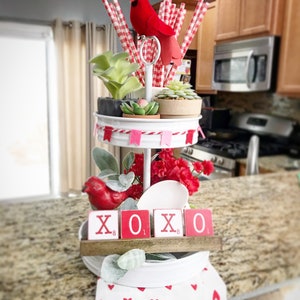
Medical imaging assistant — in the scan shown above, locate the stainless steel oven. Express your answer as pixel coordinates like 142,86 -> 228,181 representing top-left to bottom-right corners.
181,146 -> 237,180
181,113 -> 297,180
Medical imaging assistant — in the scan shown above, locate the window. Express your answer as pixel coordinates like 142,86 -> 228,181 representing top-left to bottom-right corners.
0,22 -> 58,201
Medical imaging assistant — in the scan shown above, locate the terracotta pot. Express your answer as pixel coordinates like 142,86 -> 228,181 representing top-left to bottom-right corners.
122,113 -> 160,119
155,98 -> 202,119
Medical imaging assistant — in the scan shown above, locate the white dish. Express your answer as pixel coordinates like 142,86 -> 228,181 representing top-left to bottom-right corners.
79,220 -> 209,287
137,180 -> 189,212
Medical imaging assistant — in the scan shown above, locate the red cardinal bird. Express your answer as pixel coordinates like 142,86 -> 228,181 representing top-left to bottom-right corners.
82,176 -> 128,210
130,0 -> 182,66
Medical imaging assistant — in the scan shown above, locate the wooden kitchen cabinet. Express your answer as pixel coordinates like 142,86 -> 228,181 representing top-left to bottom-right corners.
195,0 -> 217,94
215,0 -> 284,41
277,0 -> 300,97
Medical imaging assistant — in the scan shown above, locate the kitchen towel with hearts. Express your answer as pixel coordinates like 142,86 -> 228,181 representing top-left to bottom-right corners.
95,259 -> 227,300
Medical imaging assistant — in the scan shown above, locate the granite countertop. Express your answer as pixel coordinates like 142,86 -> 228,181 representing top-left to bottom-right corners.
237,155 -> 300,173
1,170 -> 300,300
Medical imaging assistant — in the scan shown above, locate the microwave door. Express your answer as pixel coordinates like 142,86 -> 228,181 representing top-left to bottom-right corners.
213,53 -> 270,92
213,50 -> 257,92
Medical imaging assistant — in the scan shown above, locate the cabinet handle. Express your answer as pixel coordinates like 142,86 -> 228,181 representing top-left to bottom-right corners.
246,50 -> 254,88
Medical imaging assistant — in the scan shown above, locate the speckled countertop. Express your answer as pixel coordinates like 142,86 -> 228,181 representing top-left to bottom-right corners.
237,155 -> 300,173
1,170 -> 300,300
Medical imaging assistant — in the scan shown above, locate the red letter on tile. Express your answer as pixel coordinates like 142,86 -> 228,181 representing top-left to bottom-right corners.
184,209 -> 214,236
121,210 -> 150,239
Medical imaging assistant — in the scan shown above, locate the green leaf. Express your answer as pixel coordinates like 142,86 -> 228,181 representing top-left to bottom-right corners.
92,147 -> 119,174
118,197 -> 138,210
98,169 -> 118,179
101,254 -> 127,282
106,172 -> 135,192
117,249 -> 146,270
116,77 -> 142,100
122,152 -> 135,171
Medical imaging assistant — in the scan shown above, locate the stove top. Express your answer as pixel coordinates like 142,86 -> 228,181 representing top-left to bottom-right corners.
195,112 -> 295,159
196,137 -> 289,159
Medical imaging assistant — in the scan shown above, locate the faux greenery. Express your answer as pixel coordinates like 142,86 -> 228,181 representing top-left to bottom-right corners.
90,51 -> 142,100
120,99 -> 159,115
154,80 -> 201,100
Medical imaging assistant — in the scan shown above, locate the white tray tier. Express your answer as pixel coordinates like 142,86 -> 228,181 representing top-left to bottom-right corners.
95,114 -> 202,149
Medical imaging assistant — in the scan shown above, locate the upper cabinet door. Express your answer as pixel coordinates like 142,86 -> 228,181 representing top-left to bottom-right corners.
215,0 -> 240,41
277,0 -> 300,97
240,0 -> 273,36
196,1 -> 217,94
216,0 -> 284,42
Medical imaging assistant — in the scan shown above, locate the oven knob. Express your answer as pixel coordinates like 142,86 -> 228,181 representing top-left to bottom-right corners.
217,158 -> 224,165
183,147 -> 193,155
210,156 -> 217,163
187,147 -> 193,155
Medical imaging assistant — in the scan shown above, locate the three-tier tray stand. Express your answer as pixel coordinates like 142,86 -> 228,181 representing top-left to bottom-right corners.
80,37 -> 222,257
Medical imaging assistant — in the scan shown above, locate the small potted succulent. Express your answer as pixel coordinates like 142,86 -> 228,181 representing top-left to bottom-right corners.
153,80 -> 202,119
120,98 -> 160,119
90,51 -> 143,117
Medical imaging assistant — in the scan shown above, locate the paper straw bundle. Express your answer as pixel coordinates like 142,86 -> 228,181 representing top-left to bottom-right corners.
102,0 -> 145,85
166,0 -> 209,85
101,0 -> 209,88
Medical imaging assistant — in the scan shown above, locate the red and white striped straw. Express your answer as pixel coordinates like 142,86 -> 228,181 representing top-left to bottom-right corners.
181,0 -> 208,57
169,3 -> 177,28
111,0 -> 145,84
173,3 -> 186,39
102,0 -> 145,85
165,0 -> 209,85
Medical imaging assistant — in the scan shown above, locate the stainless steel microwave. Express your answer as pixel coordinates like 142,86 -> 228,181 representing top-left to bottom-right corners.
212,36 -> 280,92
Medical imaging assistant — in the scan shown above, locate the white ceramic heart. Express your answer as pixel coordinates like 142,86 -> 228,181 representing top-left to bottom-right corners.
137,180 -> 189,212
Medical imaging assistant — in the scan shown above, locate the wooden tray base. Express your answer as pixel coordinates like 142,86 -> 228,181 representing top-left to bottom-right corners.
80,236 -> 223,256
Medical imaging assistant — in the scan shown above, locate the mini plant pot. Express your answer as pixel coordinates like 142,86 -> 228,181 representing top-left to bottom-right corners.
155,98 -> 202,119
122,113 -> 161,119
97,97 -> 124,117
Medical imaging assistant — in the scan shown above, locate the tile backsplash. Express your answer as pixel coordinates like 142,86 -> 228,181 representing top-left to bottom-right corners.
215,92 -> 300,123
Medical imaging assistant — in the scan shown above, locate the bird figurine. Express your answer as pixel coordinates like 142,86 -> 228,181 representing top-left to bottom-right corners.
82,176 -> 128,210
130,0 -> 182,66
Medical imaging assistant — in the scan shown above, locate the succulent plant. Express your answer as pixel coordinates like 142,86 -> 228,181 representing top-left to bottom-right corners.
120,99 -> 159,115
153,80 -> 201,100
90,51 -> 142,100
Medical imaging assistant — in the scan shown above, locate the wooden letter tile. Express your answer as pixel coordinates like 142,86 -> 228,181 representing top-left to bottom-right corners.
121,210 -> 151,239
88,210 -> 119,240
184,209 -> 214,236
154,209 -> 183,237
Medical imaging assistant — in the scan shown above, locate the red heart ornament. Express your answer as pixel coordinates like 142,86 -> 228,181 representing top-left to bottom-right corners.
191,284 -> 198,290
108,284 -> 115,290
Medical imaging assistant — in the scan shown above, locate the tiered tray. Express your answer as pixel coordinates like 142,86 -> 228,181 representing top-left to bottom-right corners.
95,113 -> 202,149
80,113 -> 222,260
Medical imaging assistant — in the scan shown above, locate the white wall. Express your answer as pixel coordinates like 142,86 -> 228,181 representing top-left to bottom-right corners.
0,0 -> 158,25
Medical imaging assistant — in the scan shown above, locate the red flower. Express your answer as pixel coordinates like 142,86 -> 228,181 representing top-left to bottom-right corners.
125,149 -> 214,197
201,160 -> 215,175
126,183 -> 143,200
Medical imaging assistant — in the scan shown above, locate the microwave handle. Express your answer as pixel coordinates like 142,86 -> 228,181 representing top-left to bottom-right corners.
246,50 -> 254,88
